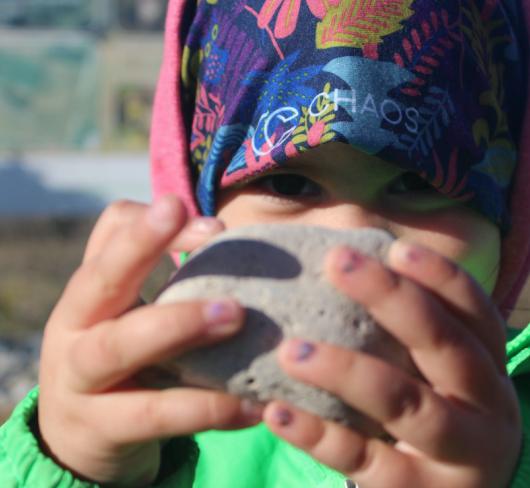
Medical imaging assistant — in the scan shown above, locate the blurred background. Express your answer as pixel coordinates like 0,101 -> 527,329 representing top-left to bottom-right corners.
0,0 -> 174,419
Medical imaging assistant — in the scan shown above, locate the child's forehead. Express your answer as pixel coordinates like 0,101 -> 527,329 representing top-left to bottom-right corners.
276,143 -> 401,179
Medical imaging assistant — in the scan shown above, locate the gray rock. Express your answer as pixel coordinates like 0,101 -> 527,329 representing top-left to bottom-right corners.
139,224 -> 416,434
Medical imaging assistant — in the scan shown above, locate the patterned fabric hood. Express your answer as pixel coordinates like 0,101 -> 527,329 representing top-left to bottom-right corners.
182,0 -> 525,232
151,0 -> 530,319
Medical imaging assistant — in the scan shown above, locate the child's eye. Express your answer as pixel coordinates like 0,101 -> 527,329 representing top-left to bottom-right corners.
387,172 -> 437,194
256,173 -> 323,199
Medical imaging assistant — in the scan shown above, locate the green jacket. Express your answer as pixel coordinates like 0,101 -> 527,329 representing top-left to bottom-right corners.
2,326 -> 530,487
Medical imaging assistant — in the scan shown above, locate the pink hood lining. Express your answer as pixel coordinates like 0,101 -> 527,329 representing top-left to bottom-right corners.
151,0 -> 530,321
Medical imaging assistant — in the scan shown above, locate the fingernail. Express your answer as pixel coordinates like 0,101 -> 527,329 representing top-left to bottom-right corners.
187,217 -> 222,234
336,248 -> 364,273
286,340 -> 316,361
147,197 -> 176,233
273,407 -> 294,427
203,300 -> 239,331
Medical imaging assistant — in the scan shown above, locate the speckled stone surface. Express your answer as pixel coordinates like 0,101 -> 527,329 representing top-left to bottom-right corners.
141,224 -> 416,433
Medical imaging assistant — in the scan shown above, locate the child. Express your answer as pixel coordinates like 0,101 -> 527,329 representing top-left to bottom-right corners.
1,0 -> 530,486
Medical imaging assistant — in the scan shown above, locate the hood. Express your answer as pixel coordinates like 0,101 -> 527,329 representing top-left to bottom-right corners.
151,0 -> 530,320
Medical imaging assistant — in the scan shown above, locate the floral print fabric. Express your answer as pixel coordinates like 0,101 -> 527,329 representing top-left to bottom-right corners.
182,0 -> 526,229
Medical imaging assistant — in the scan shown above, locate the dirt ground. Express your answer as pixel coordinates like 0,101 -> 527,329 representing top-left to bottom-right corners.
0,216 -> 176,338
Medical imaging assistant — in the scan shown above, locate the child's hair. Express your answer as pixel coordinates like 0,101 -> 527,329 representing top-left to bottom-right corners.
150,0 -> 530,317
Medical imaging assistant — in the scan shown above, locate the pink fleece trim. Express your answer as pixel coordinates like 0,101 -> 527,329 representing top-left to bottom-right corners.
150,0 -> 200,218
151,0 -> 530,319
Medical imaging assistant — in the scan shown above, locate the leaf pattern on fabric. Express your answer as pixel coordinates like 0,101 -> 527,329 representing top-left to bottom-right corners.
257,0 -> 302,38
420,148 -> 474,201
208,124 -> 249,171
306,0 -> 340,19
223,125 -> 258,176
323,56 -> 414,153
316,0 -> 414,54
201,25 -> 229,85
462,2 -> 514,153
393,8 -> 463,97
254,0 -> 341,39
198,125 -> 254,215
191,84 -> 226,170
472,147 -> 516,189
395,86 -> 455,157
461,1 -> 517,197
243,51 -> 321,115
288,82 -> 336,154
205,9 -> 270,117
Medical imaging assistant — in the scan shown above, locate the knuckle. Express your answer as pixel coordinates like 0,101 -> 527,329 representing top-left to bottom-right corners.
91,327 -> 125,373
435,256 -> 465,289
103,199 -> 139,223
204,393 -> 235,426
345,440 -> 375,476
366,271 -> 400,307
337,352 -> 360,395
385,382 -> 422,424
149,303 -> 200,341
380,273 -> 401,301
427,407 -> 453,441
427,316 -> 462,351
68,337 -> 85,375
380,270 -> 400,293
298,419 -> 327,452
168,301 -> 209,334
139,396 -> 170,435
83,259 -> 124,299
417,397 -> 453,441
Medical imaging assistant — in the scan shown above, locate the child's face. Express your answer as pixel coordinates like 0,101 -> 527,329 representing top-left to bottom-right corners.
216,143 -> 501,294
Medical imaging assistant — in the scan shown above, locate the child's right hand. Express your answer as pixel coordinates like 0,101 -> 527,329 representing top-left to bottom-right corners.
37,196 -> 261,486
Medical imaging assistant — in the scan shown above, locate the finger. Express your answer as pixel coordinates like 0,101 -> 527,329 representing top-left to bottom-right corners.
54,195 -> 188,328
83,200 -> 147,263
88,388 -> 263,444
263,401 -> 417,488
278,339 -> 483,462
325,247 -> 500,407
388,241 -> 506,372
69,299 -> 244,392
169,217 -> 225,252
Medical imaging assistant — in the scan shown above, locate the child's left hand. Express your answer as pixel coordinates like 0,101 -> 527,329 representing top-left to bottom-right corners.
263,240 -> 521,488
